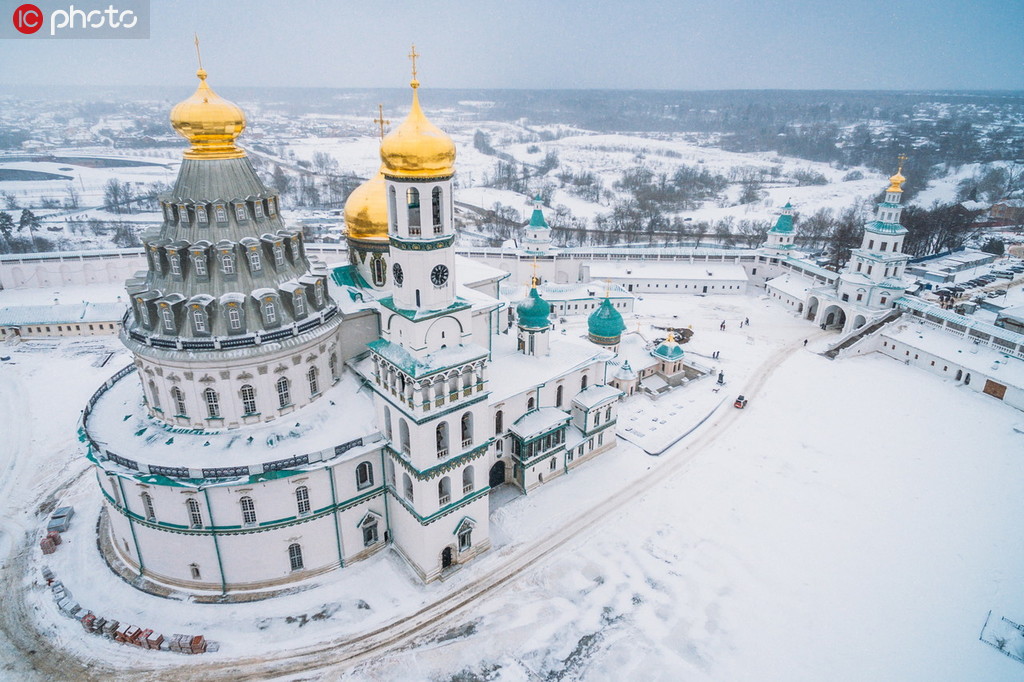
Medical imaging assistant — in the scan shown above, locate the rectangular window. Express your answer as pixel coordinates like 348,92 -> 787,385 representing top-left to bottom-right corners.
196,205 -> 208,223
254,201 -> 264,218
235,204 -> 248,221
214,204 -> 228,222
178,204 -> 190,224
228,307 -> 242,331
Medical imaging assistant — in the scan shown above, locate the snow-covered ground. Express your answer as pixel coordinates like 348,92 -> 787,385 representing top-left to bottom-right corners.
0,293 -> 1021,680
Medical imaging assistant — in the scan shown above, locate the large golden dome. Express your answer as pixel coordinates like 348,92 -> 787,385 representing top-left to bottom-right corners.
344,167 -> 389,242
380,82 -> 455,178
170,69 -> 246,159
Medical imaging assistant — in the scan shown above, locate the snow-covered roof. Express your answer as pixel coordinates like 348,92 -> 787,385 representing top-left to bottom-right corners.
86,370 -> 379,471
896,296 -> 1024,348
487,332 -> 608,403
884,320 -> 1024,388
586,262 -> 748,281
766,274 -> 814,299
368,338 -> 489,379
572,384 -> 621,409
509,407 -> 570,440
0,301 -> 125,326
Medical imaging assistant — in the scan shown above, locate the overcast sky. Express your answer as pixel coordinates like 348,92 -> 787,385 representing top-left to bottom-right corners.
1,0 -> 1022,90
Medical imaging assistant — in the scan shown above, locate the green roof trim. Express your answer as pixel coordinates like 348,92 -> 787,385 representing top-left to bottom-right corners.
331,264 -> 370,289
864,220 -> 908,235
378,296 -> 471,322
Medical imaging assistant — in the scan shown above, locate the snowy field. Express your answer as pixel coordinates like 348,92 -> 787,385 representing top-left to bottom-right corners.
0,294 -> 1021,680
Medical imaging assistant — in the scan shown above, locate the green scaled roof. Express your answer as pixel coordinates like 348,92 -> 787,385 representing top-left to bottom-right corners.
516,286 -> 551,328
588,297 -> 625,339
770,211 -> 794,234
652,336 -> 684,361
529,205 -> 549,228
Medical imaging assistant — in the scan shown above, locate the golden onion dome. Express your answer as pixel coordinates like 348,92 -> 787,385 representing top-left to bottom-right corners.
344,167 -> 389,242
886,169 -> 906,193
170,69 -> 246,159
380,81 -> 456,178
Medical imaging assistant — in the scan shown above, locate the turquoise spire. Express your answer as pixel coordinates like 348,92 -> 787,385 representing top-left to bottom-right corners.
529,195 -> 548,228
588,296 -> 625,345
770,202 -> 795,234
516,283 -> 551,329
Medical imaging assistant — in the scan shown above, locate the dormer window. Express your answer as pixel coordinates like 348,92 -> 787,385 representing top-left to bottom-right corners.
314,280 -> 324,306
220,251 -> 235,275
178,204 -> 190,225
136,298 -> 150,326
214,204 -> 228,223
235,203 -> 248,222
162,203 -> 172,221
227,305 -> 243,332
273,244 -> 285,267
294,293 -> 306,318
192,253 -> 207,276
263,298 -> 277,325
160,305 -> 175,333
267,197 -> 276,215
248,249 -> 262,272
196,205 -> 208,224
169,253 -> 182,277
191,306 -> 207,334
254,201 -> 264,219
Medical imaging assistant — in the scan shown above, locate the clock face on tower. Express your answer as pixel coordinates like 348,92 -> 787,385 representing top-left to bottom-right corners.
392,263 -> 404,286
430,264 -> 449,286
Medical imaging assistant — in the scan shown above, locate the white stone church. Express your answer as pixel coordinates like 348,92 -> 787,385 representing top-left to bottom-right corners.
83,64 -> 639,593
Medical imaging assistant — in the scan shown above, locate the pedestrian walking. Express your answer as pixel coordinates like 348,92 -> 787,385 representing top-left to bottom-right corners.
803,339 -> 808,347
744,317 -> 749,325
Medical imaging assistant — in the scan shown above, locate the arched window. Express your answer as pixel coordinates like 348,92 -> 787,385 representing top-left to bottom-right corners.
273,244 -> 285,267
388,186 -> 398,229
186,497 -> 202,528
204,387 -> 220,419
462,465 -> 474,494
383,405 -> 392,441
148,380 -> 160,410
263,299 -> 278,325
555,385 -> 564,408
436,422 -> 449,458
220,251 -> 234,274
307,365 -> 319,396
527,396 -> 536,411
494,410 -> 503,434
329,353 -> 339,382
314,279 -> 325,306
190,563 -> 201,580
581,374 -> 589,390
361,516 -> 378,546
402,473 -> 414,502
160,306 -> 175,332
371,256 -> 386,286
227,306 -> 242,331
356,461 -> 373,489
461,412 -> 473,448
240,496 -> 257,525
140,491 -> 155,521
295,486 -> 310,515
288,543 -> 304,571
137,299 -> 150,326
172,386 -> 187,417
193,254 -> 207,276
407,187 -> 420,228
192,307 -> 207,333
438,476 -> 451,505
240,384 -> 257,415
276,376 -> 291,408
431,186 -> 442,228
385,458 -> 396,485
248,249 -> 261,271
294,293 -> 306,318
399,419 -> 410,456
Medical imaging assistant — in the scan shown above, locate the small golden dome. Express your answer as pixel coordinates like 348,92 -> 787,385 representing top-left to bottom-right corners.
170,69 -> 246,160
886,169 -> 906,193
344,167 -> 389,242
380,83 -> 456,178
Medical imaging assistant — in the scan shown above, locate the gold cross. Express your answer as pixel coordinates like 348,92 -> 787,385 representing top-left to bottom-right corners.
408,44 -> 420,82
193,33 -> 204,71
374,104 -> 390,140
896,153 -> 907,173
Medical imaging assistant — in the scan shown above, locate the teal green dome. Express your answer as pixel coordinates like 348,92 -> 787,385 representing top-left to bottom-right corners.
652,333 -> 684,361
588,297 -> 625,344
517,286 -> 551,329
770,202 -> 794,234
